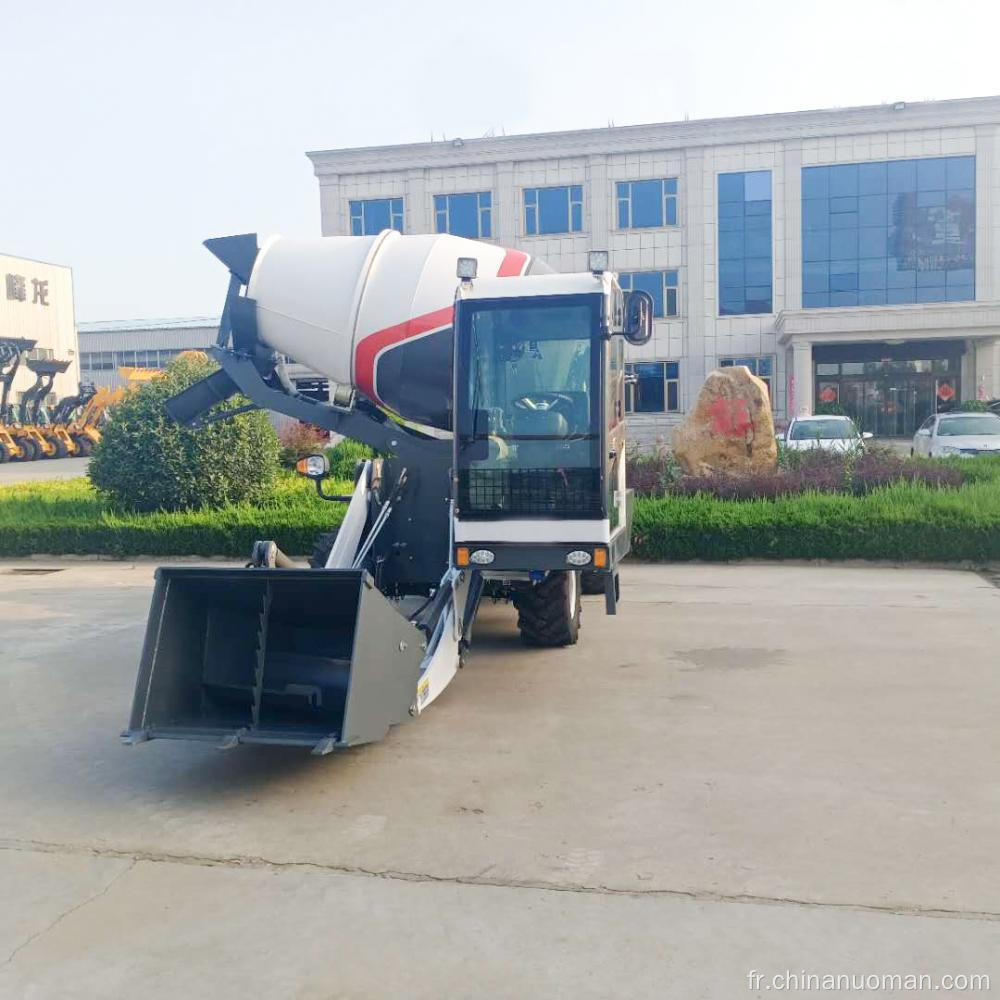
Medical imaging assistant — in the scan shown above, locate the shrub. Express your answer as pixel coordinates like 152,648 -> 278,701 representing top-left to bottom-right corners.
625,443 -> 681,495
278,422 -> 329,467
628,443 -> 969,500
88,353 -> 280,512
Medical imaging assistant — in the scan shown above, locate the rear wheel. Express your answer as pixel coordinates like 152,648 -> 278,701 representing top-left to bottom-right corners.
0,442 -> 8,463
514,571 -> 581,647
15,437 -> 36,461
73,435 -> 94,457
52,439 -> 68,458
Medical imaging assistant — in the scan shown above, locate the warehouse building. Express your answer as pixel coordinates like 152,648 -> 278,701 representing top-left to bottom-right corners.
77,317 -> 218,390
307,96 -> 1000,442
0,252 -> 78,406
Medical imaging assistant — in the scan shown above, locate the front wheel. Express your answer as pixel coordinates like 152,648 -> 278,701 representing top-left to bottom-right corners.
513,571 -> 581,647
309,528 -> 340,568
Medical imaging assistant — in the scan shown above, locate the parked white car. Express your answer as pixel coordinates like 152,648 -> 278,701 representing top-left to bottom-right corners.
912,411 -> 1000,457
779,415 -> 871,452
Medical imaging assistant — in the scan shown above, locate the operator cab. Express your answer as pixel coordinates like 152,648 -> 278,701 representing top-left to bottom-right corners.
452,256 -> 652,578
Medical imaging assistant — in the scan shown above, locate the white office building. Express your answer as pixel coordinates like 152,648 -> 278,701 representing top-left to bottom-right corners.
307,96 -> 1000,443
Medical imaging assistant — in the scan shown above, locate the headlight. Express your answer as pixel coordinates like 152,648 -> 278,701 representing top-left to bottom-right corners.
566,550 -> 592,566
470,549 -> 495,565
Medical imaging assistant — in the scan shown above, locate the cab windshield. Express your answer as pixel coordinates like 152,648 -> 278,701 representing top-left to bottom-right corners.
458,296 -> 600,469
456,294 -> 603,517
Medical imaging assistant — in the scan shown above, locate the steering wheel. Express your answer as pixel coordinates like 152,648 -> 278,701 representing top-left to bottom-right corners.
512,392 -> 574,413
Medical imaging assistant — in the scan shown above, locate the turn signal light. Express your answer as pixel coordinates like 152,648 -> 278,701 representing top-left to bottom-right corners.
455,547 -> 470,567
593,547 -> 608,569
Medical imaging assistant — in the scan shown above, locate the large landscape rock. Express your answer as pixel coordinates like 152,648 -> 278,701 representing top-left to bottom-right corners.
672,366 -> 778,475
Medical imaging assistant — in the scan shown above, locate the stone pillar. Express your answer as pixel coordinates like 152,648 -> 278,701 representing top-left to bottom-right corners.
587,154 -> 610,250
496,163 -> 517,246
318,174 -> 341,236
975,338 -> 999,400
406,169 -> 428,234
790,340 -> 813,416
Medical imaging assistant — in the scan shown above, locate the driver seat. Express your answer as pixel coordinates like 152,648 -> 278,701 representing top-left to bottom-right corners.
512,408 -> 569,467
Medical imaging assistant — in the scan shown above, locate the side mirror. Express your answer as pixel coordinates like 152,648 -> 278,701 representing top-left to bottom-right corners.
862,431 -> 873,440
622,290 -> 653,346
295,452 -> 353,503
916,428 -> 931,437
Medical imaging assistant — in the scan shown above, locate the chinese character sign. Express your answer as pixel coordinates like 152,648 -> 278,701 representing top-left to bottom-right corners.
31,279 -> 49,306
5,273 -> 26,302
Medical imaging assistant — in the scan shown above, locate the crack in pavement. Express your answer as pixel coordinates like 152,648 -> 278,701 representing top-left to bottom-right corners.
2,859 -> 135,967
2,837 -> 998,924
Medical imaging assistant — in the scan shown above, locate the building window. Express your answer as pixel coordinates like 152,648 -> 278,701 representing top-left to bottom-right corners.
524,185 -> 583,235
625,361 -> 680,413
719,356 -> 774,399
26,347 -> 54,361
802,156 -> 975,308
80,351 -> 115,371
434,192 -> 492,239
616,179 -> 678,228
350,197 -> 404,236
619,270 -> 679,317
718,170 -> 773,315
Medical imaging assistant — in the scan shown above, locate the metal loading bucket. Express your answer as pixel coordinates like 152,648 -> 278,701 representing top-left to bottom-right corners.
124,568 -> 424,753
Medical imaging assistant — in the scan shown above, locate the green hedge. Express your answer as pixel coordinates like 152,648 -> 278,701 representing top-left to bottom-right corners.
0,475 -> 345,558
4,469 -> 1000,563
633,481 -> 1000,562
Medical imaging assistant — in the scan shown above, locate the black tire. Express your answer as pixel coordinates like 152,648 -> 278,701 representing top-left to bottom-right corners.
0,442 -> 8,463
52,439 -> 68,458
513,571 -> 581,647
580,570 -> 606,595
15,437 -> 36,461
74,435 -> 94,457
309,528 -> 340,568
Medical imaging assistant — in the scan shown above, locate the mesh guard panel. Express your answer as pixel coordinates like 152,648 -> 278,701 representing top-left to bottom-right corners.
457,467 -> 602,518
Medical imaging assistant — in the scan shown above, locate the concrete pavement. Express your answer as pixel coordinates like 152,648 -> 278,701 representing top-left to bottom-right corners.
1,561 -> 998,997
0,456 -> 88,484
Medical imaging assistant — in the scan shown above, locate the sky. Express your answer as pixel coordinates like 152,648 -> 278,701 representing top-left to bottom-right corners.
2,0 -> 999,322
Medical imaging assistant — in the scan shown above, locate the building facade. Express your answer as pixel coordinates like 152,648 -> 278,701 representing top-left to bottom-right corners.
1,252 -> 78,406
307,97 -> 1000,443
77,317 -> 219,390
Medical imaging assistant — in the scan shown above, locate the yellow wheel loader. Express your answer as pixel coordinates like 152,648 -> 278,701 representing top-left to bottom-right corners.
22,358 -> 76,457
0,337 -> 40,461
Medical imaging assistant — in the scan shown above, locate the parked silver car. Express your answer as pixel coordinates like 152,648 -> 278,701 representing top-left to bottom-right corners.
912,412 -> 1000,457
779,415 -> 872,452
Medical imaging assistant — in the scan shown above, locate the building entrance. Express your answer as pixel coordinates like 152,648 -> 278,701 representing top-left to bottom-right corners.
812,340 -> 964,438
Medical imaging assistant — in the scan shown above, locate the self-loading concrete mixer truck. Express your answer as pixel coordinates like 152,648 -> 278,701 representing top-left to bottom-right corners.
123,231 -> 652,754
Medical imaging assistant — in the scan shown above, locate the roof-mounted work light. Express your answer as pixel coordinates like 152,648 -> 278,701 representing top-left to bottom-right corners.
588,250 -> 609,274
